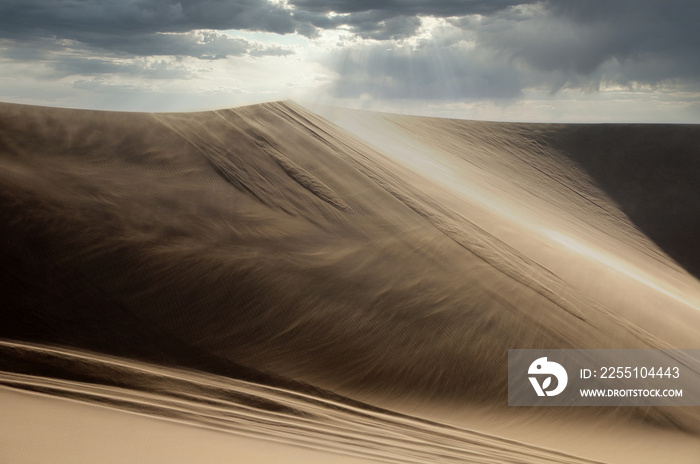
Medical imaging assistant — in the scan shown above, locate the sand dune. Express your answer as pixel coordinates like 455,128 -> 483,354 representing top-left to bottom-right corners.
1,101 -> 700,462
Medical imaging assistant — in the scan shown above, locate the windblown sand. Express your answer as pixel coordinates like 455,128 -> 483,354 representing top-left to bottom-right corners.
1,101 -> 699,463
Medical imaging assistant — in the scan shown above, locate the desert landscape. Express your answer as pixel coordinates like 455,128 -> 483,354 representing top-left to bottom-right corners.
1,100 -> 699,462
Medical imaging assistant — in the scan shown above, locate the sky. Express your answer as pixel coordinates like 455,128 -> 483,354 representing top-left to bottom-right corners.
1,0 -> 699,122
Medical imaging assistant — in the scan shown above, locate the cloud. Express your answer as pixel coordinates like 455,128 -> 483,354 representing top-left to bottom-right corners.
320,1 -> 700,103
80,31 -> 293,60
333,12 -> 423,41
51,57 -> 196,80
468,1 -> 700,90
326,35 -> 522,101
289,0 -> 524,40
288,0 -> 523,17
0,33 -> 291,84
0,0 -> 524,47
0,0 -> 299,67
4,0 -> 698,87
0,0 -> 299,40
2,0 -> 700,113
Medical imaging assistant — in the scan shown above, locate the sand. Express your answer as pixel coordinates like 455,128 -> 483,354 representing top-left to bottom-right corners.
1,100 -> 699,462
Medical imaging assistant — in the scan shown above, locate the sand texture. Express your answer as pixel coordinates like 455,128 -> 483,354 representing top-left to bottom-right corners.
1,101 -> 699,463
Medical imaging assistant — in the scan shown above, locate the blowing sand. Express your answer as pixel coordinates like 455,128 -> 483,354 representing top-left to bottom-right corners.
1,100 -> 699,463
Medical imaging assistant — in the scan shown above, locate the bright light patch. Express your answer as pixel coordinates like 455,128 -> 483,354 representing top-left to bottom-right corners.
546,231 -> 700,311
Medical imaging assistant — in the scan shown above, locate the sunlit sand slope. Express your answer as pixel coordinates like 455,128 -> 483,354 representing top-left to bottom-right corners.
0,341 -> 607,464
1,101 -> 700,462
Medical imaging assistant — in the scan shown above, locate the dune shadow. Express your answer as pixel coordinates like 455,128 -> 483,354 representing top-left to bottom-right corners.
545,124 -> 700,279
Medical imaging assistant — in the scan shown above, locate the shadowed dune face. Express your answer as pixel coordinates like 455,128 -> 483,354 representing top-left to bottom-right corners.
542,124 -> 700,279
1,101 -> 700,462
0,102 -> 589,400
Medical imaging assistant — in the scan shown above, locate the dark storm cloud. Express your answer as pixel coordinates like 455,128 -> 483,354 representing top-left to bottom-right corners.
288,0 -> 524,17
327,40 -> 522,101
335,12 -> 423,41
0,0 -> 299,70
472,0 -> 700,88
291,0 -> 525,40
0,1 -> 296,80
0,0 -> 298,40
2,0 -> 700,101
5,0 -> 696,79
0,0 -> 526,52
291,0 -> 700,83
324,0 -> 700,101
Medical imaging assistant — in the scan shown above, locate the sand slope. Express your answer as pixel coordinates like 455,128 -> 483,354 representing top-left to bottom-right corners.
1,101 -> 700,462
